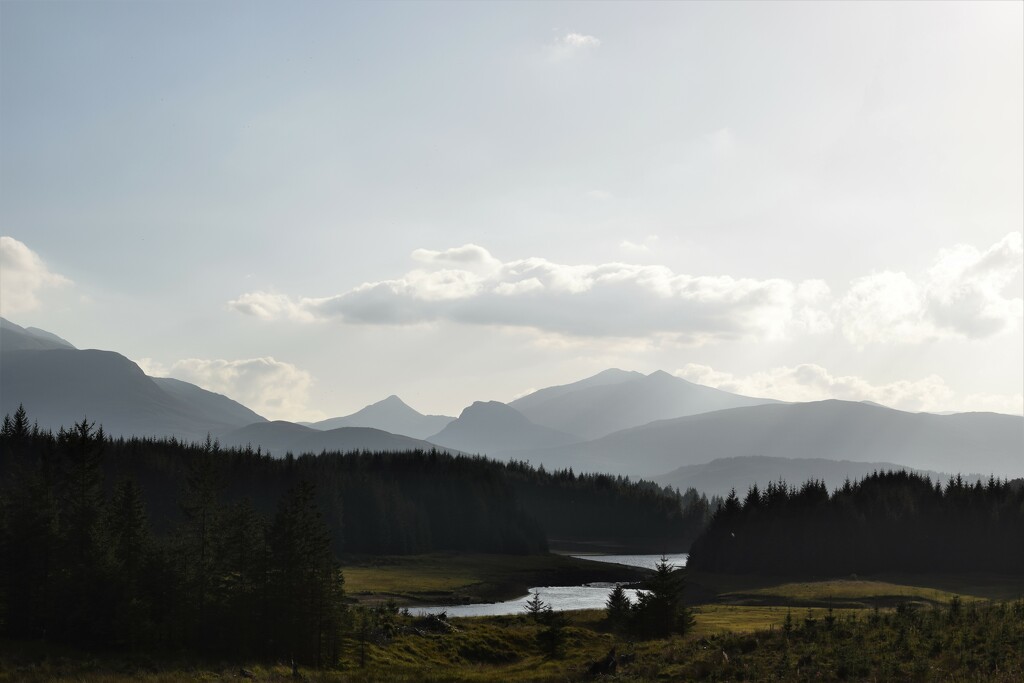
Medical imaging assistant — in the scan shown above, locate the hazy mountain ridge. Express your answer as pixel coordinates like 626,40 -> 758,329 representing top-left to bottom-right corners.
428,400 -> 580,455
0,348 -> 262,441
655,455 -> 984,499
1,319 -> 266,441
4,318 -> 1021,481
510,369 -> 780,440
219,420 -> 457,456
1,317 -> 76,351
516,400 -> 1024,478
308,394 -> 453,439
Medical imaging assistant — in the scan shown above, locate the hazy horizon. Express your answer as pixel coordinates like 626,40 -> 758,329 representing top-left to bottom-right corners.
2,1 -> 1021,421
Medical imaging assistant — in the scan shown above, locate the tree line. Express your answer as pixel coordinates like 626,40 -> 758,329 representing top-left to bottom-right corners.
0,407 -> 709,661
687,469 -> 1024,575
0,412 -> 345,663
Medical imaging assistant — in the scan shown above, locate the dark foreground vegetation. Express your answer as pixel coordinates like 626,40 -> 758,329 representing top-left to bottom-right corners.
3,597 -> 1023,681
3,405 -> 1023,680
688,470 -> 1024,575
0,407 -> 700,665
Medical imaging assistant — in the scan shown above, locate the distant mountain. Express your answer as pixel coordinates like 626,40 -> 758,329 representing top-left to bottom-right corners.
428,400 -> 580,456
308,395 -> 454,439
520,400 -> 1024,479
219,420 -> 455,456
1,318 -> 267,440
510,369 -> 779,440
655,455 -> 976,499
0,348 -> 266,440
509,368 -> 642,417
0,317 -> 75,351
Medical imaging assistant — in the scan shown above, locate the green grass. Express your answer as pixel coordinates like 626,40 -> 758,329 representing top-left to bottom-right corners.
5,559 -> 1024,681
342,552 -> 650,605
720,578 -> 975,608
688,570 -> 1024,606
6,599 -> 1024,681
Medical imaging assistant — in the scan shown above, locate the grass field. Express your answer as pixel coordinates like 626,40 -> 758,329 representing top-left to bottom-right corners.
4,555 -> 1023,681
341,552 -> 650,605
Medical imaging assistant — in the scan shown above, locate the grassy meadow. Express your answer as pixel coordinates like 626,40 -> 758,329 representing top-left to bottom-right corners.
3,553 -> 1023,682
342,552 -> 650,606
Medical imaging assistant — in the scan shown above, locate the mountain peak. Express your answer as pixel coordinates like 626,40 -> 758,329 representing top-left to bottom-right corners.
646,369 -> 674,380
308,394 -> 453,439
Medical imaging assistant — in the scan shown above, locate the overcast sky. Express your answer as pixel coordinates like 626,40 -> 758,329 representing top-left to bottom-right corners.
2,1 -> 1022,420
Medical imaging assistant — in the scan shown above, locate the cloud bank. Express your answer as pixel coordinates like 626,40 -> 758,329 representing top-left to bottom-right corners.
676,363 -> 1023,416
840,232 -> 1023,345
230,244 -> 831,342
229,234 -> 1021,347
0,236 -> 72,315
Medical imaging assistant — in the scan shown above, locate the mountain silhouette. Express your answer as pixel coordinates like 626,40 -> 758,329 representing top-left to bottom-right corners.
428,400 -> 579,456
219,420 -> 456,456
520,400 -> 1024,478
510,369 -> 778,439
308,394 -> 453,439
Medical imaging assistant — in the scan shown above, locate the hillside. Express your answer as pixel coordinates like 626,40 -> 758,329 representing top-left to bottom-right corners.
219,420 -> 454,456
520,400 -> 1024,479
428,400 -> 579,456
308,394 -> 453,439
511,369 -> 779,440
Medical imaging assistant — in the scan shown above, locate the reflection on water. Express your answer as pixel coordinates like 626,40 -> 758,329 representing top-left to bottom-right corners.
412,583 -> 643,618
411,553 -> 688,617
570,552 -> 688,571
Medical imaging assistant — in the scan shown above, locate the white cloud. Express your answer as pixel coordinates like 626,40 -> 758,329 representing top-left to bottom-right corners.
675,362 -> 1023,416
230,245 -> 831,343
226,290 -> 318,322
160,357 -> 322,422
839,232 -> 1023,345
619,240 -> 649,253
227,235 -> 1021,347
620,235 -> 659,253
0,236 -> 72,315
134,357 -> 170,377
560,33 -> 600,49
549,32 -> 601,61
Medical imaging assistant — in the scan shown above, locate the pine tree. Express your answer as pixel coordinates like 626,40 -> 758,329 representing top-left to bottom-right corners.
269,481 -> 345,665
631,558 -> 693,638
605,583 -> 632,631
106,478 -> 153,648
56,418 -> 111,641
536,607 -> 569,658
525,590 -> 547,621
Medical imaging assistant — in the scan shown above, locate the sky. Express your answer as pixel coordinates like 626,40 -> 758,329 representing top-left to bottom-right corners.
2,1 -> 1022,421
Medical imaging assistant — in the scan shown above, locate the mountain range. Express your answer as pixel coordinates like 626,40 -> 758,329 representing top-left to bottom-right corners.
514,399 -> 1024,478
509,368 -> 779,440
3,317 -> 1022,490
304,394 -> 453,439
218,420 -> 456,456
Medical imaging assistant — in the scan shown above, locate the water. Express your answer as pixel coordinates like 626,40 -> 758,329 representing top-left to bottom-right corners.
410,553 -> 688,618
571,552 -> 689,572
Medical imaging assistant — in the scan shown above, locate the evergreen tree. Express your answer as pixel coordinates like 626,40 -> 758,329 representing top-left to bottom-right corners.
605,583 -> 632,631
525,590 -> 547,620
631,558 -> 693,638
56,419 -> 111,641
106,478 -> 153,648
536,607 -> 569,658
269,481 -> 346,666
